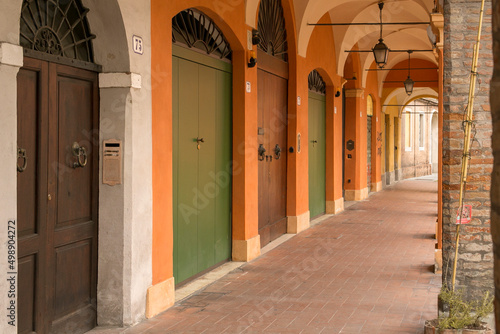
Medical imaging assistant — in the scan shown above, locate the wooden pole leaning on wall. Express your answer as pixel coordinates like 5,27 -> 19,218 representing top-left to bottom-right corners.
451,0 -> 486,291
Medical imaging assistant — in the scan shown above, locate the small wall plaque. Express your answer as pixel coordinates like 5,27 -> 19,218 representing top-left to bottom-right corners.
133,35 -> 144,55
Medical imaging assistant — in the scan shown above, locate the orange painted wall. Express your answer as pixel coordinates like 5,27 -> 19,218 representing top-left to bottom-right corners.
343,50 -> 367,191
151,0 -> 253,285
297,15 -> 342,214
302,14 -> 344,205
151,0 -> 313,286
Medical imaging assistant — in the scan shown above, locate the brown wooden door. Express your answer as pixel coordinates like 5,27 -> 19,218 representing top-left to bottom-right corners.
17,57 -> 98,334
257,60 -> 288,247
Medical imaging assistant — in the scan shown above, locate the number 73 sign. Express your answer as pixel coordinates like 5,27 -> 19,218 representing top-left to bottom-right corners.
456,205 -> 472,224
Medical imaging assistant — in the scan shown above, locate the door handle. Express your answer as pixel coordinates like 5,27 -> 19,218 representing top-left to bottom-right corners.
72,142 -> 88,169
274,144 -> 281,160
258,144 -> 266,161
17,147 -> 27,173
312,140 -> 318,147
196,137 -> 205,150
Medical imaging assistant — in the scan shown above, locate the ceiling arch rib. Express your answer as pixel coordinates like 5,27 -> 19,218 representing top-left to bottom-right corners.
297,0 -> 433,58
332,1 -> 432,76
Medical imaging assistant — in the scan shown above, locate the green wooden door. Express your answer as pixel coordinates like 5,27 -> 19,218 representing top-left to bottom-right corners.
172,46 -> 232,285
308,91 -> 326,219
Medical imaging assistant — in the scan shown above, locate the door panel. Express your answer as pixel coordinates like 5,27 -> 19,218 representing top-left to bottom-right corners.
17,58 -> 49,334
198,65 -> 217,271
257,69 -> 287,247
173,55 -> 232,285
308,92 -> 326,219
174,58 -> 199,282
18,58 -> 98,334
50,63 -> 98,333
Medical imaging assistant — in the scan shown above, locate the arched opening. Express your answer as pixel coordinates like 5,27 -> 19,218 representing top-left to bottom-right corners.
308,69 -> 326,219
171,8 -> 233,285
431,112 -> 439,173
256,0 -> 289,247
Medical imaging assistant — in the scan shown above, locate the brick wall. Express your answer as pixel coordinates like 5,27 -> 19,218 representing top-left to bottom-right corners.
443,0 -> 493,300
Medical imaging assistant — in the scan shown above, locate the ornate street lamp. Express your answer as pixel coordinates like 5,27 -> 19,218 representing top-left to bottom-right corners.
372,2 -> 389,68
404,51 -> 414,96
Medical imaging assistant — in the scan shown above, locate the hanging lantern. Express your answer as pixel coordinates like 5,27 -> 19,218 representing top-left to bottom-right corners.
373,39 -> 389,68
404,76 -> 414,96
404,50 -> 414,95
372,2 -> 389,68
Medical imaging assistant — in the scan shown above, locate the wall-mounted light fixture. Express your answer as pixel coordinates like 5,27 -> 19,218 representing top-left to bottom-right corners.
248,50 -> 257,68
247,29 -> 260,68
404,51 -> 414,96
252,29 -> 261,45
372,2 -> 389,68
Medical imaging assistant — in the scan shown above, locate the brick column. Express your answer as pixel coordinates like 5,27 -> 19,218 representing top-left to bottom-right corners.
490,0 -> 500,328
443,0 -> 493,302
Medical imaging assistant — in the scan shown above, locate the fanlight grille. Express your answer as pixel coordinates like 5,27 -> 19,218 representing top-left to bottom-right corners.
308,70 -> 326,95
258,0 -> 288,62
20,0 -> 95,62
172,9 -> 232,61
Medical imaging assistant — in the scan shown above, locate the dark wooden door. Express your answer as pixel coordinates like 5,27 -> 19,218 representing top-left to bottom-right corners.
17,57 -> 98,334
257,67 -> 288,247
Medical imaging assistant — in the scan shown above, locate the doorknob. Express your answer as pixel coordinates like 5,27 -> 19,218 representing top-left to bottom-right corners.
274,144 -> 281,160
17,147 -> 27,173
72,142 -> 88,169
258,144 -> 266,161
312,140 -> 318,147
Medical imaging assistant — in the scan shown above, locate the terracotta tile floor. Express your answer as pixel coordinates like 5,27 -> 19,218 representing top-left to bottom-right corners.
90,178 -> 441,334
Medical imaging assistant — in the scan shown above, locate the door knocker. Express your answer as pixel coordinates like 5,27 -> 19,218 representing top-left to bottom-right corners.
274,144 -> 281,160
17,147 -> 28,173
258,144 -> 266,161
72,142 -> 88,169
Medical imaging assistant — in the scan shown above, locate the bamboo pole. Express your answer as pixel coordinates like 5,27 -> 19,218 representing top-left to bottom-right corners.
451,0 -> 486,291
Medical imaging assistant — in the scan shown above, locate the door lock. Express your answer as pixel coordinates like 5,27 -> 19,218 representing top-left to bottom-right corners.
72,142 -> 88,169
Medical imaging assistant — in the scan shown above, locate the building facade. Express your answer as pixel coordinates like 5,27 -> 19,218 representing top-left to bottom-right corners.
0,0 -> 494,333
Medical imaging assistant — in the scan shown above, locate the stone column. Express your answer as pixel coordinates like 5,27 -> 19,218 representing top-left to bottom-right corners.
98,72 -> 153,326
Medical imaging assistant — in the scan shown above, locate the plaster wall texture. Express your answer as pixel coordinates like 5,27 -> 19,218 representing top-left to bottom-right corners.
0,44 -> 22,334
443,0 -> 494,301
90,0 -> 153,326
